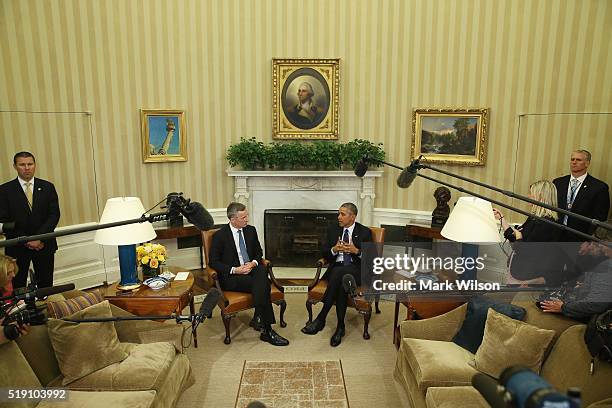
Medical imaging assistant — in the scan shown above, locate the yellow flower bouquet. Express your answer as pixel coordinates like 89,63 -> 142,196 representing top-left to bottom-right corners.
136,242 -> 167,278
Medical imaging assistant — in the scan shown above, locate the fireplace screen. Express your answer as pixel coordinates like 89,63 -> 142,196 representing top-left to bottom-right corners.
264,209 -> 338,267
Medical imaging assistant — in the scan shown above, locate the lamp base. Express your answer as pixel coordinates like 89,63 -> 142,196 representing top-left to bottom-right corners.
117,281 -> 142,291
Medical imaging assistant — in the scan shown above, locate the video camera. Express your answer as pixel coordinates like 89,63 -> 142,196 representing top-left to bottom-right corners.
1,278 -> 75,341
473,366 -> 581,408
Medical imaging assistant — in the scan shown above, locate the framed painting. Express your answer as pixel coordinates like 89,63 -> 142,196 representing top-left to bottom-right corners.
273,58 -> 339,139
141,109 -> 187,163
412,108 -> 489,166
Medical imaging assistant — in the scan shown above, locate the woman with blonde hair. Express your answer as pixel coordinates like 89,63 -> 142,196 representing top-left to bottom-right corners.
493,180 -> 566,285
0,255 -> 18,298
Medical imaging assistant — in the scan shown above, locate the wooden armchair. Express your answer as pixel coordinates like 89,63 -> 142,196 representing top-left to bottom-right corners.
202,228 -> 287,344
305,226 -> 385,340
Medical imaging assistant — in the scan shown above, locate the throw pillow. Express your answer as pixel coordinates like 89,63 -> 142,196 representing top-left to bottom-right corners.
473,308 -> 555,378
452,296 -> 526,353
47,300 -> 128,385
47,289 -> 104,318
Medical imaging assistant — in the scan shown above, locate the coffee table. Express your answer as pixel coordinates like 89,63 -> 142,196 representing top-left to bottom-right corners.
100,267 -> 198,347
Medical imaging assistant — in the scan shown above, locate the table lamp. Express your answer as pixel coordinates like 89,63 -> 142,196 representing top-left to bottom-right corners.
441,197 -> 502,243
441,197 -> 501,280
94,197 -> 157,290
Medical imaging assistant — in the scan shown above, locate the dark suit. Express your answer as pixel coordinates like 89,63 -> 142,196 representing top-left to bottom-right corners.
0,177 -> 60,288
318,222 -> 372,325
208,224 -> 275,325
553,174 -> 610,240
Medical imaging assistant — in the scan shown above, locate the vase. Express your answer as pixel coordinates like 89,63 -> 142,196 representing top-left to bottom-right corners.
142,265 -> 160,279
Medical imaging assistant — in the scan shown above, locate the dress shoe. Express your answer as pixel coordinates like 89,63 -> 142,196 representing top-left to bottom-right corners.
249,315 -> 262,331
301,319 -> 325,335
330,326 -> 345,347
260,328 -> 289,346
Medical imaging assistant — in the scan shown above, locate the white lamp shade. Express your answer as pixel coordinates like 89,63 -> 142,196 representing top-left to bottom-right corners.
94,197 -> 157,245
441,196 -> 502,243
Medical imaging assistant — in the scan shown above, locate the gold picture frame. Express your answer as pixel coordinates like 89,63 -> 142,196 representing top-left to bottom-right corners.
412,108 -> 489,166
140,109 -> 187,163
273,58 -> 340,139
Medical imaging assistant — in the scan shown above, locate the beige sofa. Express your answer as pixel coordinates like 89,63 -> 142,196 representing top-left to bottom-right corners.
394,300 -> 612,408
1,294 -> 195,408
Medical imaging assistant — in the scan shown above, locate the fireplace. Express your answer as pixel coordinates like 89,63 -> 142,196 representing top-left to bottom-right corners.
264,209 -> 338,267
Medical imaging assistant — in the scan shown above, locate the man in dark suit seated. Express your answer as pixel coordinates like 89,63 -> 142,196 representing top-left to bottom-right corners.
208,202 -> 289,346
301,202 -> 372,347
0,152 -> 60,289
553,149 -> 610,241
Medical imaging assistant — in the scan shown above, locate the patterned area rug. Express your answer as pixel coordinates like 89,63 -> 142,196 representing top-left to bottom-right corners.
235,360 -> 349,408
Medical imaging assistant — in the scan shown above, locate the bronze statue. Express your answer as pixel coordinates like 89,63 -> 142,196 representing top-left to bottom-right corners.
432,186 -> 451,229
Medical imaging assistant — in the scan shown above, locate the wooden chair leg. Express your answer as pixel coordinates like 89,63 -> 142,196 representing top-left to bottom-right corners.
277,299 -> 287,328
306,299 -> 314,324
362,310 -> 372,340
222,313 -> 233,344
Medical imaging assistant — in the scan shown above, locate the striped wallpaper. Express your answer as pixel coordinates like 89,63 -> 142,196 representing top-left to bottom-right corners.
1,0 -> 610,227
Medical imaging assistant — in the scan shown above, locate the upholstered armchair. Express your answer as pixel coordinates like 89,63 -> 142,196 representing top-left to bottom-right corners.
305,226 -> 385,340
202,228 -> 287,344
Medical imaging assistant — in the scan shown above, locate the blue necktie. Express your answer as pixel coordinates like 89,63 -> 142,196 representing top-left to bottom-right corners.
237,230 -> 249,264
342,228 -> 351,266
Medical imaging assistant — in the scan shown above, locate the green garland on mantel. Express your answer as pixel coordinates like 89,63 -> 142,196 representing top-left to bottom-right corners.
226,138 -> 385,171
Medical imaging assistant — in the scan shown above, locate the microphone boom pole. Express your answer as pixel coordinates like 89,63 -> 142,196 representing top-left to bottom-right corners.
0,212 -> 169,249
360,156 -> 610,244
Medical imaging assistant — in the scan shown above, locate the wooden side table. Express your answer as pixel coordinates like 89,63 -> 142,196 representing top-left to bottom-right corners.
100,267 -> 198,347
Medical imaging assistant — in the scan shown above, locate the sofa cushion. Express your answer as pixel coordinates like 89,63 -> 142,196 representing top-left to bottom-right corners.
473,308 -> 555,378
65,342 -> 178,391
47,300 -> 128,385
37,390 -> 156,408
426,386 -> 489,408
401,338 -> 478,393
452,296 -> 526,353
47,289 -> 104,318
0,341 -> 41,408
540,325 -> 612,406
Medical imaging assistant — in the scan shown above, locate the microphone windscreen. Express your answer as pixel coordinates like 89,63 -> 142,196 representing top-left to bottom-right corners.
34,283 -> 76,299
199,288 -> 220,318
183,202 -> 215,231
342,274 -> 357,295
0,221 -> 15,234
471,373 -> 506,408
354,156 -> 369,178
396,167 -> 417,188
246,402 -> 267,408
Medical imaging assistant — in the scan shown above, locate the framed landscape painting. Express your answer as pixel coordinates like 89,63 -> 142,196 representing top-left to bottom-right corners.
141,109 -> 187,163
412,108 -> 489,166
273,58 -> 339,140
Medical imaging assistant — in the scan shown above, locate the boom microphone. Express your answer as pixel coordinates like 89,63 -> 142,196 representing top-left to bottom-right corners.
179,201 -> 214,231
32,284 -> 76,300
2,283 -> 76,302
342,274 -> 358,297
195,288 -> 220,324
166,193 -> 214,230
354,155 -> 370,178
396,155 -> 423,188
0,221 -> 15,234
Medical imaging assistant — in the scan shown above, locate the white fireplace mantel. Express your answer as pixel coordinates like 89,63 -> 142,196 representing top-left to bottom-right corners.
227,169 -> 383,245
